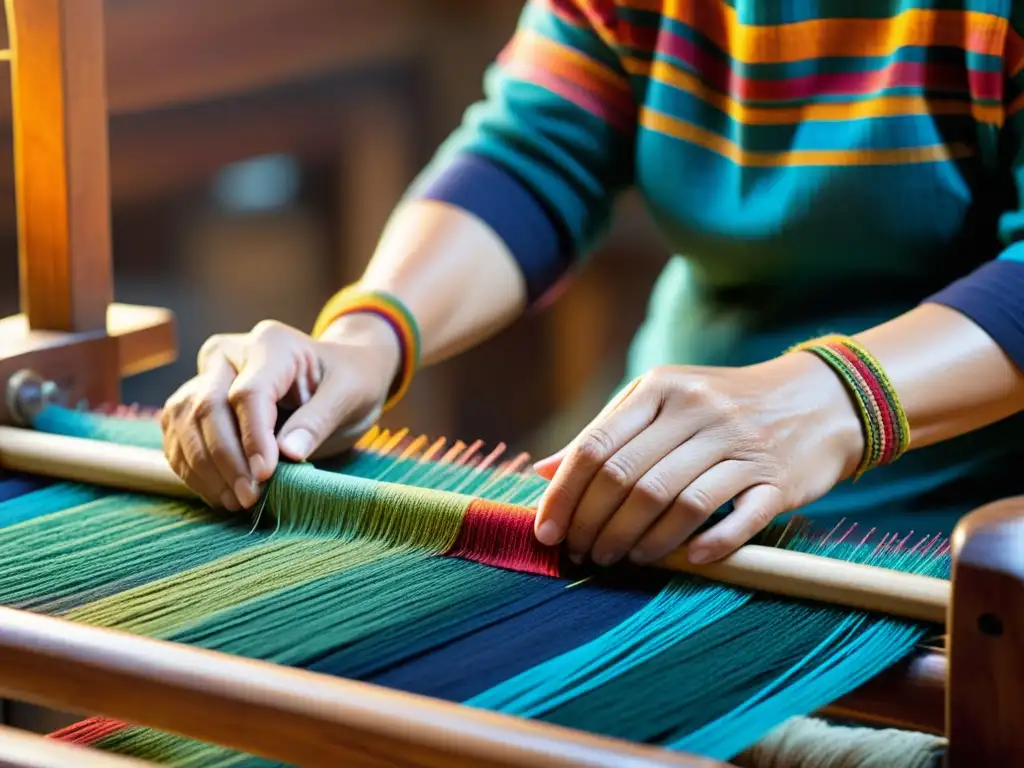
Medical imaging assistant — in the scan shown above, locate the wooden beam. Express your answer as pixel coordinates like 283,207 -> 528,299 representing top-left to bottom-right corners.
6,0 -> 112,332
0,606 -> 722,768
822,650 -> 946,735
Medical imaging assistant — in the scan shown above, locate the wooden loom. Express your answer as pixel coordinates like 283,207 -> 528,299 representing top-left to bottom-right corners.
0,1 -> 1021,766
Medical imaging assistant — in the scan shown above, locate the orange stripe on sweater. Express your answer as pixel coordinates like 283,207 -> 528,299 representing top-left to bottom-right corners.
617,0 -> 1006,63
641,107 -> 975,167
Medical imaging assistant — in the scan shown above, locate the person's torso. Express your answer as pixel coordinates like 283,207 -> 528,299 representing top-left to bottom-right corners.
602,1 -> 1024,525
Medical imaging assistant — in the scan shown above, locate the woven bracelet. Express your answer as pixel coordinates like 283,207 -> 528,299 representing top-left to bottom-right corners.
312,287 -> 421,411
789,334 -> 910,479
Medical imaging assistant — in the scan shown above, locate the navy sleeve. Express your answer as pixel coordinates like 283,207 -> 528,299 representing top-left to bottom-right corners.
925,254 -> 1024,373
415,153 -> 573,304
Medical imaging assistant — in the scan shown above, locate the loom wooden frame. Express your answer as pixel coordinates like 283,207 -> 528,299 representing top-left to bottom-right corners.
0,1 -> 1021,766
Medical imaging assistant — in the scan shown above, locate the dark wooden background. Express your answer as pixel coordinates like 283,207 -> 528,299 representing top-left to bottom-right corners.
0,0 -> 670,456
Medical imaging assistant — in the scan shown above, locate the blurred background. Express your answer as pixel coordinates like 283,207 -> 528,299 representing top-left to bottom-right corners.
0,0 -> 671,457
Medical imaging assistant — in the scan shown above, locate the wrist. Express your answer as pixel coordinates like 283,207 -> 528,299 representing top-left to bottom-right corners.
313,286 -> 421,410
319,313 -> 402,393
783,334 -> 911,479
758,352 -> 866,481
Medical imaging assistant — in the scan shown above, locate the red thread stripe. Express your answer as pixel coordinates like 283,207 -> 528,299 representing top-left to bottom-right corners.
49,717 -> 130,746
447,499 -> 561,577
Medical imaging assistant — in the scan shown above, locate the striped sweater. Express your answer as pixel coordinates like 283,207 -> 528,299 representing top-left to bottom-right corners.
416,0 -> 1024,356
411,0 -> 1024,521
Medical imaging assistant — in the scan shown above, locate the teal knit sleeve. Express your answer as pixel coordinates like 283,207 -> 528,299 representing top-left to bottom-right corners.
412,0 -> 637,258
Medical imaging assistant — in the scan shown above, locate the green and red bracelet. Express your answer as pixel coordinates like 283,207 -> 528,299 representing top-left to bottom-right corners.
790,334 -> 911,479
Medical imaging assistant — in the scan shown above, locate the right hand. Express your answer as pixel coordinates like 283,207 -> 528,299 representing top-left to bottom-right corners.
160,315 -> 401,510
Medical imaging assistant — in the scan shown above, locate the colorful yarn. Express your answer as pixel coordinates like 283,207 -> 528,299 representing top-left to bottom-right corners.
3,406 -> 950,766
790,335 -> 910,478
264,463 -> 466,553
311,287 -> 421,410
448,499 -> 561,576
467,578 -> 753,717
48,717 -> 131,747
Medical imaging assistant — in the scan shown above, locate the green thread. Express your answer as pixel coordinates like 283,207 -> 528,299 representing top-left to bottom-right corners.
65,538 -> 391,637
265,463 -> 467,552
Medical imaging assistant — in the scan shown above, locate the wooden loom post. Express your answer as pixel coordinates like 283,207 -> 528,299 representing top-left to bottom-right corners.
6,0 -> 112,334
946,496 -> 1024,766
0,0 -> 177,426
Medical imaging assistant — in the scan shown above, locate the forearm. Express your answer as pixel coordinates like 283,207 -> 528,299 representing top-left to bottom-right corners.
853,303 -> 1024,449
330,199 -> 528,366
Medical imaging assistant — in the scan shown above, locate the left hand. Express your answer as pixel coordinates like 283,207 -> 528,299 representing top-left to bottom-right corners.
532,353 -> 863,567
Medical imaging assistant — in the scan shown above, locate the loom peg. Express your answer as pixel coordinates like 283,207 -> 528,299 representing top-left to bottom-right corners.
4,370 -> 60,427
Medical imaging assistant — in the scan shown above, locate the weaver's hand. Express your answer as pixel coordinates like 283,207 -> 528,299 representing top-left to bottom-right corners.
532,355 -> 864,567
161,316 -> 399,510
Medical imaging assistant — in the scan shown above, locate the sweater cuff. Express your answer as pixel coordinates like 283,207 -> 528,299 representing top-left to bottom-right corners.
414,153 -> 571,303
925,253 -> 1024,372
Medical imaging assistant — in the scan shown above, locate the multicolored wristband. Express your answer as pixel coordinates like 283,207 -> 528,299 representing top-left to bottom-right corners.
312,287 -> 421,411
789,334 -> 911,479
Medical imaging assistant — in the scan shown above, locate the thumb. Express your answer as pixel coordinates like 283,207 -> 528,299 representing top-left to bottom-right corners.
277,374 -> 380,462
532,447 -> 567,480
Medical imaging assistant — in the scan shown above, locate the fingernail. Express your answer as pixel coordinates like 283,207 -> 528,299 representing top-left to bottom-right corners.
234,478 -> 259,508
249,455 -> 267,481
280,429 -> 314,460
593,550 -> 616,567
220,491 -> 240,513
629,549 -> 651,565
535,520 -> 562,546
688,549 -> 712,565
568,551 -> 584,565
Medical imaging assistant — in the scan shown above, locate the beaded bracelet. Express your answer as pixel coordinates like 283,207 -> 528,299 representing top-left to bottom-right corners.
789,334 -> 910,479
312,287 -> 421,411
